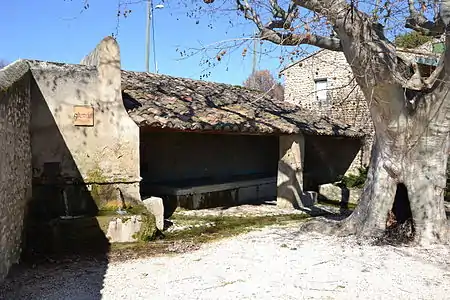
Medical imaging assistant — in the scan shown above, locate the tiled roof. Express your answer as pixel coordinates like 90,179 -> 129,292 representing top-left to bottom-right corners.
121,70 -> 364,137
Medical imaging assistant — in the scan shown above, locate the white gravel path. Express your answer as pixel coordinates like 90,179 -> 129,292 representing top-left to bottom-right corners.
2,224 -> 450,300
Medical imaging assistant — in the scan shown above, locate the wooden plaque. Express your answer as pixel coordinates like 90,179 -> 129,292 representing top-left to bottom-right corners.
73,106 -> 94,126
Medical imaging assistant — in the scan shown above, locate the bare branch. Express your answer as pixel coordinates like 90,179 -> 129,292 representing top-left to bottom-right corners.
405,0 -> 444,36
395,49 -> 445,91
423,54 -> 445,88
268,0 -> 286,19
260,28 -> 342,51
236,0 -> 264,30
292,0 -> 350,23
285,1 -> 299,27
408,0 -> 428,24
235,0 -> 344,50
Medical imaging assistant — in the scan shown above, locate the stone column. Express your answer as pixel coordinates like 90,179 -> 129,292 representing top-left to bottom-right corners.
277,134 -> 305,209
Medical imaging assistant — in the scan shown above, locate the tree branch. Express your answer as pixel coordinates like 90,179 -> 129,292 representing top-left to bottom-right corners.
293,0 -> 349,23
266,0 -> 299,29
235,0 -> 343,50
285,1 -> 299,27
260,28 -> 342,51
395,50 -> 445,91
423,53 -> 445,88
236,0 -> 264,30
269,0 -> 286,19
405,0 -> 444,36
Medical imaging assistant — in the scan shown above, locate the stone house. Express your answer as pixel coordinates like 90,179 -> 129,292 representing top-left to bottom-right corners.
0,36 -> 364,280
280,39 -> 443,174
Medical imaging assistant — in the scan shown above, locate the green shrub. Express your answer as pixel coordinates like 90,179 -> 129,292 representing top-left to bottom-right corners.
394,31 -> 432,49
339,166 -> 369,188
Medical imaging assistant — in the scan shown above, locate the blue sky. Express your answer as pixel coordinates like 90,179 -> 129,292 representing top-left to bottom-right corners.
0,0 -> 293,85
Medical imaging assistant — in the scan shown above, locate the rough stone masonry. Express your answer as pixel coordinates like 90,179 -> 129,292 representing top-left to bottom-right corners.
0,61 -> 32,281
0,36 -> 143,282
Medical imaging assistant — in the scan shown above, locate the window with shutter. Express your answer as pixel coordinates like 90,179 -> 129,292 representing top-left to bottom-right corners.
314,79 -> 328,104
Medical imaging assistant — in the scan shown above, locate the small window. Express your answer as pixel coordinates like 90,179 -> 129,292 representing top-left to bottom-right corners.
314,78 -> 328,103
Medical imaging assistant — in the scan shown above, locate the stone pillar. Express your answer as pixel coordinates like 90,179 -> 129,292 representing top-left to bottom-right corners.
79,37 -> 141,208
277,134 -> 305,209
29,36 -> 142,216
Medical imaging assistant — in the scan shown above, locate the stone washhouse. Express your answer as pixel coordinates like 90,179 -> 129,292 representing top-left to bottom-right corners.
0,36 -> 364,281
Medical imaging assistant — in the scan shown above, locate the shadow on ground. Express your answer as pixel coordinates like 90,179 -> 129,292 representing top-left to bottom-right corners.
0,216 -> 110,300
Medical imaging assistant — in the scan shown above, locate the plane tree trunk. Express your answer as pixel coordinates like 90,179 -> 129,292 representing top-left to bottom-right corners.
341,94 -> 450,244
304,20 -> 450,245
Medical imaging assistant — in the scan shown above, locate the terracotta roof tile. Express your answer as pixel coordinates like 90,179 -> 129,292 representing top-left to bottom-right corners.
121,70 -> 364,137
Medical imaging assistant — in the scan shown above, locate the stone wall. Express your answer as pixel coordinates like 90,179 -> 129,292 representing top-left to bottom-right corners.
28,37 -> 141,219
281,41 -> 440,175
282,50 -> 374,173
283,50 -> 372,129
0,61 -> 32,281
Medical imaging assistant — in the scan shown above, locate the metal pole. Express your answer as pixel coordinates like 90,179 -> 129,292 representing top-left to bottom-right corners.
145,0 -> 151,72
252,31 -> 257,74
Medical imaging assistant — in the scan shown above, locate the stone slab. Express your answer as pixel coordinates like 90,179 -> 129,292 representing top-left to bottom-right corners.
143,196 -> 164,231
106,215 -> 142,243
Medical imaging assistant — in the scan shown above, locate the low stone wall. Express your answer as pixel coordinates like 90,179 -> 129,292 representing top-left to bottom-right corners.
0,61 -> 32,281
150,177 -> 277,216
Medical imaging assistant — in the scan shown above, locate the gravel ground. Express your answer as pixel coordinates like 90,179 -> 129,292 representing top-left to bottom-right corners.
175,201 -> 341,217
2,223 -> 450,300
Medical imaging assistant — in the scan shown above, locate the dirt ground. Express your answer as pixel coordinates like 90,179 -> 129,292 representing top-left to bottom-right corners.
1,202 -> 450,300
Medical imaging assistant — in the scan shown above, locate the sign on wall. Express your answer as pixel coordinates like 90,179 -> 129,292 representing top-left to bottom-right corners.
73,106 -> 94,126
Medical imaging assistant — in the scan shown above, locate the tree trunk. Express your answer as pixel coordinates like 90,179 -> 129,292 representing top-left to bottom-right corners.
299,22 -> 450,244
342,129 -> 449,244
335,24 -> 450,244
336,79 -> 450,244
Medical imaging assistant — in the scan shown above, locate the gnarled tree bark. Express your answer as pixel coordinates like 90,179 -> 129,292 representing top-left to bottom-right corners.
333,16 -> 450,244
303,30 -> 450,244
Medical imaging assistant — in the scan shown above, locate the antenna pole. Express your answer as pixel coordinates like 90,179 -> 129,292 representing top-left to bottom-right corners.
252,30 -> 257,74
145,0 -> 151,72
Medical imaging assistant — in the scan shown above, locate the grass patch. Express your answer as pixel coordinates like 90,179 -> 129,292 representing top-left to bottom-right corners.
338,166 -> 368,188
166,213 -> 308,242
107,213 -> 309,261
